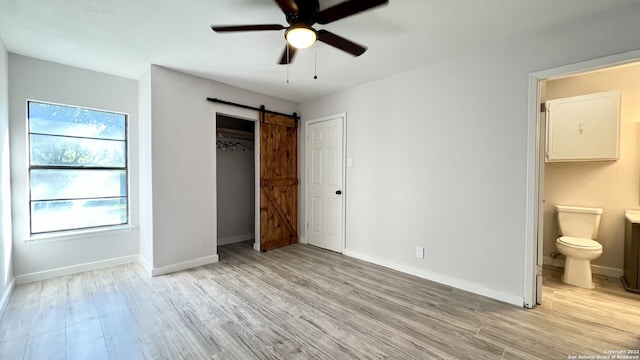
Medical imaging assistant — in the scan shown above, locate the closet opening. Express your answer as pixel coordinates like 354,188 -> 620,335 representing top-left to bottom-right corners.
216,114 -> 256,249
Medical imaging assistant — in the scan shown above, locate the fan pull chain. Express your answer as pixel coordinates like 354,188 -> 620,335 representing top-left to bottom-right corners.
286,43 -> 290,84
313,45 -> 318,80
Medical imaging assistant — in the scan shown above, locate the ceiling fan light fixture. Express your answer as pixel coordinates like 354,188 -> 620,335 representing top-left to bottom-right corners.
285,25 -> 317,49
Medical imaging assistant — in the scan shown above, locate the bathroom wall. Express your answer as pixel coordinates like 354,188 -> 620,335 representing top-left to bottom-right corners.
543,63 -> 640,275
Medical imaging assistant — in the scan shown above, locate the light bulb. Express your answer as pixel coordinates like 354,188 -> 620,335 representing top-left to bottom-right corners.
286,26 -> 317,49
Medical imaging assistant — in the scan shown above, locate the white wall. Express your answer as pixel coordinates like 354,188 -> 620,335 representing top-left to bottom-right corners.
8,55 -> 139,279
0,38 -> 14,313
147,66 -> 297,268
300,2 -> 640,304
543,63 -> 640,274
216,137 -> 255,245
138,68 -> 153,269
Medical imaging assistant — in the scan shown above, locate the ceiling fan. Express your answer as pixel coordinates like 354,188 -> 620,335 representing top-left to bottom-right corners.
211,0 -> 389,64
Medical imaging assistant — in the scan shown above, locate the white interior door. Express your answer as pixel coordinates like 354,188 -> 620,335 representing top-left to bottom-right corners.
536,80 -> 547,305
306,116 -> 344,253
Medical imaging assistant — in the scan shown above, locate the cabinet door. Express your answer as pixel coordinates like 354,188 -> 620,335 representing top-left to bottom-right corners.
546,91 -> 620,162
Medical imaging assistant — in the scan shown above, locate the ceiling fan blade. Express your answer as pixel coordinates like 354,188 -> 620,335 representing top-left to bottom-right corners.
211,24 -> 286,32
278,44 -> 298,64
274,0 -> 298,15
315,0 -> 388,25
317,30 -> 366,57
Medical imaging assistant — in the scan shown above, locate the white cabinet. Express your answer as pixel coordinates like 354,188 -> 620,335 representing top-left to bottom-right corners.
546,91 -> 620,162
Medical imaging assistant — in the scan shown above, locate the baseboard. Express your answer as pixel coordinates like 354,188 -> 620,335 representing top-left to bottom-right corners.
217,233 -> 254,246
0,278 -> 16,318
15,255 -> 139,285
150,254 -> 219,277
138,255 -> 153,276
543,256 -> 623,278
343,249 -> 524,307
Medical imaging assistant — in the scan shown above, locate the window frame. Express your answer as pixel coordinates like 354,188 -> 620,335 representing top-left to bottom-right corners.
26,100 -> 130,236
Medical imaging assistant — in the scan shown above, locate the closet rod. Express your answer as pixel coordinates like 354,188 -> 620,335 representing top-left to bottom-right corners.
207,97 -> 298,125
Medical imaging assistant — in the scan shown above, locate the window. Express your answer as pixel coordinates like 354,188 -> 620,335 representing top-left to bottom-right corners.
28,101 -> 128,234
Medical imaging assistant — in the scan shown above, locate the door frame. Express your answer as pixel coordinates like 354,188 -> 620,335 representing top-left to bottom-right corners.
524,49 -> 640,308
211,104 -> 262,252
304,113 -> 347,253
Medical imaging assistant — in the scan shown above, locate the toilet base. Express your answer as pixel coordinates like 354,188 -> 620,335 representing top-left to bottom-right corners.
561,257 -> 595,289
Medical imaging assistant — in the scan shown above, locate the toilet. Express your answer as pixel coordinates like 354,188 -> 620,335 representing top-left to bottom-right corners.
555,205 -> 603,289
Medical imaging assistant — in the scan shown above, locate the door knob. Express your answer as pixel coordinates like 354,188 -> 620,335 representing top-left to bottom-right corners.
336,190 -> 342,195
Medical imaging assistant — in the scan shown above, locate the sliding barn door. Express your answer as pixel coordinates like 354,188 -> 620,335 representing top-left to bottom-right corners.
260,113 -> 298,251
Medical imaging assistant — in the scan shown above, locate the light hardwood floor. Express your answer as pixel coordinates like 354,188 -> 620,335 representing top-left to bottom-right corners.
1,242 -> 639,359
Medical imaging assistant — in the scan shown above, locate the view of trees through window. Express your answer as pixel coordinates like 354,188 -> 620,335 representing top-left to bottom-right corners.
28,101 -> 128,234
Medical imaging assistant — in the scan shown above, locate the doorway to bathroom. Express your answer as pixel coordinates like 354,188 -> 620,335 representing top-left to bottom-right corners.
528,51 -> 640,310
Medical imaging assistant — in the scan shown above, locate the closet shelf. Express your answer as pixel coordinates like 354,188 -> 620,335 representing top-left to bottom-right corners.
217,127 -> 254,140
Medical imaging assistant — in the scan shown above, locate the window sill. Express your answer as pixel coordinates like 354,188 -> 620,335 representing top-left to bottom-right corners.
25,225 -> 135,244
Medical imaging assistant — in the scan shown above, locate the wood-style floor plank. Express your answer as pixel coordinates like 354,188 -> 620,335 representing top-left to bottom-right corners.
24,328 -> 65,360
0,336 -> 27,359
1,241 -> 639,359
66,319 -> 109,360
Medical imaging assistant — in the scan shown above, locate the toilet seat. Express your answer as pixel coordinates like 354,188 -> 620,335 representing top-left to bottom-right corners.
557,236 -> 602,250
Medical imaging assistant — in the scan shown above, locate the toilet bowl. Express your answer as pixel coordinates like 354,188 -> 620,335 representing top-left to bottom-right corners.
556,236 -> 603,288
555,205 -> 603,289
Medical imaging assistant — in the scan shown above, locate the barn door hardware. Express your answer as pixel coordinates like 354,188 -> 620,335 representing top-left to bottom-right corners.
207,98 -> 298,127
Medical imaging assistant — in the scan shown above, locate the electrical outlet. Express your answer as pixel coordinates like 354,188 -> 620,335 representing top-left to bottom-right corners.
416,246 -> 424,259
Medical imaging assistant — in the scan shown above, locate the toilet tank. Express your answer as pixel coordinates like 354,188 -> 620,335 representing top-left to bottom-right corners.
555,205 -> 603,239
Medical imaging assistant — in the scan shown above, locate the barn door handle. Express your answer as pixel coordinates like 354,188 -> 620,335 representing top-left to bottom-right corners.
336,190 -> 342,195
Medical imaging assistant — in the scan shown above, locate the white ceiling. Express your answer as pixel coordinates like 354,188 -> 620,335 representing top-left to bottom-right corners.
0,0 -> 634,102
